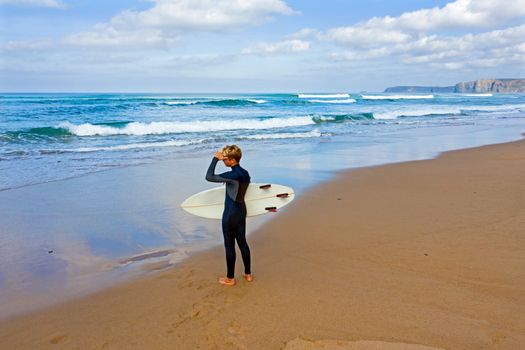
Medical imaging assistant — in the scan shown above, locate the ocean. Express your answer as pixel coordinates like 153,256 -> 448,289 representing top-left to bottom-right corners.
1,92 -> 525,318
2,92 -> 525,191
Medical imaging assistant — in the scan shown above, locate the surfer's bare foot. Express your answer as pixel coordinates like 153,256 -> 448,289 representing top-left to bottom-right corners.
218,277 -> 236,286
244,274 -> 253,282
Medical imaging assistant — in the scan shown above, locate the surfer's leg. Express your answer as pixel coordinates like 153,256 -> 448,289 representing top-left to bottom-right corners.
222,220 -> 236,279
235,218 -> 251,276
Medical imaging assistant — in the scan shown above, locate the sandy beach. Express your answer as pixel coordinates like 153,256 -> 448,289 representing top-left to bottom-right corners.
1,138 -> 524,349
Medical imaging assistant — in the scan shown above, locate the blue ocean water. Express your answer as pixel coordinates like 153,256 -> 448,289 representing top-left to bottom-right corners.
1,92 -> 525,191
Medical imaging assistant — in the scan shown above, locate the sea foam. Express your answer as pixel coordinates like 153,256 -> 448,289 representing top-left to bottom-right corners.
373,104 -> 525,119
63,139 -> 205,153
361,94 -> 434,100
58,117 -> 316,136
298,93 -> 350,98
462,93 -> 493,97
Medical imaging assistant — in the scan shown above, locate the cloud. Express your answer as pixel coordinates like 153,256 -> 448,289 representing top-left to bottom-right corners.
117,0 -> 297,30
377,0 -> 525,31
320,0 -> 525,72
324,0 -> 525,47
328,47 -> 393,61
327,24 -> 525,71
242,39 -> 310,55
0,0 -> 64,8
323,27 -> 411,47
64,0 -> 297,48
385,0 -> 525,31
288,28 -> 319,39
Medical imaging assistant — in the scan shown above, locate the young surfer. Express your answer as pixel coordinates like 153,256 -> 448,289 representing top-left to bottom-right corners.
206,145 -> 253,286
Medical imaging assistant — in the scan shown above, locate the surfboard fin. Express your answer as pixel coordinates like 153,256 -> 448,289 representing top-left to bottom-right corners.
276,193 -> 289,198
259,184 -> 272,189
265,206 -> 278,212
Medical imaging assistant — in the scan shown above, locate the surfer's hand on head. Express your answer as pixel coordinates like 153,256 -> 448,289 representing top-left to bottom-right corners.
214,151 -> 225,160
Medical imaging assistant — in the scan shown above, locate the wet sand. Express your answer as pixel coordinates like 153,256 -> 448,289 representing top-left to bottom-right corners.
1,139 -> 524,349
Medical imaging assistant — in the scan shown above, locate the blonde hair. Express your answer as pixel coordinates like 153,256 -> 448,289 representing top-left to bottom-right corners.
221,145 -> 242,162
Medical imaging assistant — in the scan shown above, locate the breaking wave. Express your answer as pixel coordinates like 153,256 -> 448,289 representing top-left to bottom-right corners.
461,93 -> 493,97
312,113 -> 374,122
56,118 -> 315,136
361,94 -> 434,100
1,113 -> 379,141
298,93 -> 350,98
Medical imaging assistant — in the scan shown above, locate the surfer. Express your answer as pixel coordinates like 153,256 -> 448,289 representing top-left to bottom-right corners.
206,145 -> 253,286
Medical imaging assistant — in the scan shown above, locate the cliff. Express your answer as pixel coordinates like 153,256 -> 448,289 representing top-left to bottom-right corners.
454,79 -> 525,93
384,79 -> 525,94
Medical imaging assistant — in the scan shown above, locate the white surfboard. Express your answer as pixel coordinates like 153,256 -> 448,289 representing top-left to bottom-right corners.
181,183 -> 295,219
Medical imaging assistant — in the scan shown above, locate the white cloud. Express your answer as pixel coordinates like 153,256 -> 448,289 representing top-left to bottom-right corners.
242,39 -> 310,55
327,24 -> 525,71
323,27 -> 411,47
117,0 -> 296,30
321,0 -> 525,72
0,0 -> 64,8
381,0 -> 525,31
324,0 -> 525,48
64,0 -> 296,48
288,28 -> 319,39
328,47 -> 393,61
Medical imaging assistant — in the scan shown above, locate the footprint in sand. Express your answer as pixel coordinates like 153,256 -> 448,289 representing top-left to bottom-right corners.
49,334 -> 67,344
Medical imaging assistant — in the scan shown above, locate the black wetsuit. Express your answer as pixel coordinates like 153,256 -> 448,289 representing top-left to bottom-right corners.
205,157 -> 251,279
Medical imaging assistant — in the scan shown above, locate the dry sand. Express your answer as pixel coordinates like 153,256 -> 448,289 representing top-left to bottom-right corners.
1,139 -> 524,349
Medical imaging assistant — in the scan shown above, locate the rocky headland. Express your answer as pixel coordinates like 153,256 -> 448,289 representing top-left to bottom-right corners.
385,79 -> 525,93
454,79 -> 525,93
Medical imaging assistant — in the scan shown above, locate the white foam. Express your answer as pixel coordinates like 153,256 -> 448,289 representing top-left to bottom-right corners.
313,115 -> 336,122
461,93 -> 493,97
242,130 -> 322,140
247,99 -> 267,104
362,94 -> 434,100
63,139 -> 205,153
298,93 -> 350,98
308,99 -> 356,104
374,107 -> 462,119
373,104 -> 525,119
59,117 -> 316,137
464,104 -> 525,112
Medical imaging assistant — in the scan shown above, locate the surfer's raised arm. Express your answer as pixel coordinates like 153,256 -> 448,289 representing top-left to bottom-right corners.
205,155 -> 234,184
205,156 -> 222,183
205,148 -> 241,184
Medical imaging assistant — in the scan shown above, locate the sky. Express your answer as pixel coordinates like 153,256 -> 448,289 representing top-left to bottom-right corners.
0,0 -> 524,92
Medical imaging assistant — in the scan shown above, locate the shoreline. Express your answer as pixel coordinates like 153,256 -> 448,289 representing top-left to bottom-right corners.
1,137 -> 524,349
